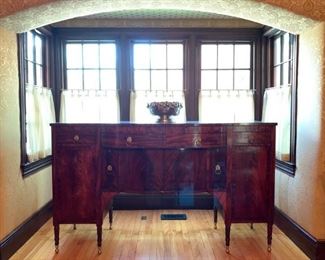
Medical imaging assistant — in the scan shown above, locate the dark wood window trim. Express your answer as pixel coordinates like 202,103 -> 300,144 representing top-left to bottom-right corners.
263,27 -> 298,176
54,27 -> 262,121
18,27 -> 54,177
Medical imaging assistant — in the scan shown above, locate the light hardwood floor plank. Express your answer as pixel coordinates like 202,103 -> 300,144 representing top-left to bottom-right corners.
11,210 -> 308,260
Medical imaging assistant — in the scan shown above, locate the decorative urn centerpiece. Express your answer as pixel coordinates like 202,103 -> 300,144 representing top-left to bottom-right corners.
147,101 -> 183,123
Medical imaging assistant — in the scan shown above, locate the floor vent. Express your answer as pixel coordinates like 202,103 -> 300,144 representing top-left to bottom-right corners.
160,213 -> 187,220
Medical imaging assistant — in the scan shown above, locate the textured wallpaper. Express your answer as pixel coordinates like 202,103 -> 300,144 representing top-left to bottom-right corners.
274,22 -> 325,238
0,0 -> 318,33
257,0 -> 325,21
0,27 -> 52,240
0,0 -> 325,21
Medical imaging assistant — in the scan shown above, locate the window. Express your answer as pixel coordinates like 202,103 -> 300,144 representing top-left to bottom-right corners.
56,28 -> 261,123
200,43 -> 252,90
263,30 -> 298,175
65,41 -> 117,90
131,41 -> 186,122
61,41 -> 119,123
18,29 -> 55,176
199,42 -> 255,123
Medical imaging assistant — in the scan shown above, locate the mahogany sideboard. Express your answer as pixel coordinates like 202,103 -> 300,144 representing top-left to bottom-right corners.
51,122 -> 276,253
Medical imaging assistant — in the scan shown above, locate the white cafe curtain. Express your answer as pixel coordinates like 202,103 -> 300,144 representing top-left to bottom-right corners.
199,90 -> 255,123
60,90 -> 120,123
26,85 -> 55,162
262,86 -> 291,161
130,90 -> 186,123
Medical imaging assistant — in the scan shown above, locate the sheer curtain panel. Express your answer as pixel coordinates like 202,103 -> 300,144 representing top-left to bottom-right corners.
60,90 -> 120,123
25,85 -> 55,162
262,86 -> 291,161
199,90 -> 255,123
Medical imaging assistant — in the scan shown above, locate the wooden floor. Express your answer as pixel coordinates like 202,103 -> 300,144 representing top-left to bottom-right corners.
11,210 -> 308,260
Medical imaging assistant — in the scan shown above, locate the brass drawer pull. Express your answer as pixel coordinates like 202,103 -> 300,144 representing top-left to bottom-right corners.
193,136 -> 201,146
107,165 -> 113,173
126,136 -> 133,144
215,164 -> 221,175
73,135 -> 80,142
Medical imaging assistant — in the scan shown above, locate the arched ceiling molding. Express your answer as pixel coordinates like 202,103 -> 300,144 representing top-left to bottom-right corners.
0,0 -> 319,33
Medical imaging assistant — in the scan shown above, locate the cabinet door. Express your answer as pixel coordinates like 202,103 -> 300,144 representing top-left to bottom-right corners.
230,145 -> 270,222
53,145 -> 98,223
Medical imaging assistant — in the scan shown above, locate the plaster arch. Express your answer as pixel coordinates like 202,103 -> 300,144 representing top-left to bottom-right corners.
0,0 -> 319,33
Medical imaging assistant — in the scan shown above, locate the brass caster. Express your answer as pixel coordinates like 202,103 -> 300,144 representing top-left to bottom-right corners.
226,246 -> 230,254
267,246 -> 272,252
55,246 -> 59,254
98,247 -> 102,255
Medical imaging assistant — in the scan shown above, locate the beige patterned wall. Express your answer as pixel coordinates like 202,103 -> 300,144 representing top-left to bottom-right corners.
1,0 -> 325,21
0,0 -> 325,242
0,0 -> 318,33
274,22 -> 325,238
257,0 -> 325,21
0,27 -> 52,240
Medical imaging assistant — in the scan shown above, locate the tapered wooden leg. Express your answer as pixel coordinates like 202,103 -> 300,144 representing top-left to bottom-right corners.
250,223 -> 254,229
225,224 -> 231,254
214,207 -> 218,229
54,224 -> 59,253
97,224 -> 102,254
73,224 -> 76,230
267,223 -> 273,252
109,207 -> 113,230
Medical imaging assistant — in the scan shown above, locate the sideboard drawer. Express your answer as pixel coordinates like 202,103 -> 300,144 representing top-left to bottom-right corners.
55,126 -> 97,145
165,125 -> 226,148
232,132 -> 272,145
102,125 -> 164,148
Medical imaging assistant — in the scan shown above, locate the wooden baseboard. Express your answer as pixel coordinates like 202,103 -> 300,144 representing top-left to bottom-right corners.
274,207 -> 325,260
0,201 -> 52,260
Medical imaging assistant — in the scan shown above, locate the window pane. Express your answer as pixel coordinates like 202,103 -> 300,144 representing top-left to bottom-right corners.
27,32 -> 34,61
83,44 -> 99,68
67,70 -> 82,89
36,64 -> 43,86
201,70 -> 216,90
235,44 -> 250,69
274,65 -> 281,87
218,44 -> 233,69
274,37 -> 281,65
218,70 -> 233,90
167,44 -> 183,69
27,61 -> 34,85
234,70 -> 250,90
134,44 -> 150,69
100,44 -> 116,68
35,35 -> 43,64
283,62 -> 291,86
66,44 -> 82,69
168,70 -> 183,90
84,70 -> 99,89
100,70 -> 117,90
151,44 -> 166,69
151,70 -> 166,90
134,70 -> 150,90
283,33 -> 290,61
201,44 -> 217,69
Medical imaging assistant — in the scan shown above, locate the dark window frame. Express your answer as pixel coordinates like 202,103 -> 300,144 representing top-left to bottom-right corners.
18,27 -> 54,177
263,28 -> 298,176
54,27 -> 262,121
